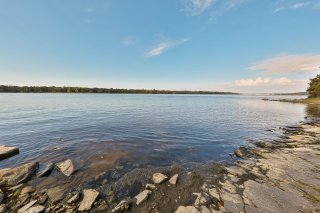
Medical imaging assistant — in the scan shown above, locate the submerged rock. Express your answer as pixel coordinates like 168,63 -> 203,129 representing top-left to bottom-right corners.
56,159 -> 75,177
37,163 -> 54,177
234,147 -> 250,158
134,190 -> 152,206
78,189 -> 99,211
152,173 -> 168,184
0,162 -> 38,186
47,186 -> 66,204
175,206 -> 199,213
0,146 -> 19,160
169,174 -> 179,185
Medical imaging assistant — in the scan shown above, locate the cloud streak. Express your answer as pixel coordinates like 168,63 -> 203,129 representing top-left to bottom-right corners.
145,38 -> 190,57
274,1 -> 314,13
182,0 -> 215,16
232,77 -> 303,87
248,54 -> 320,74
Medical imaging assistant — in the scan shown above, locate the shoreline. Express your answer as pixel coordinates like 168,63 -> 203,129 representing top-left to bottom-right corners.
0,121 -> 320,212
262,97 -> 320,105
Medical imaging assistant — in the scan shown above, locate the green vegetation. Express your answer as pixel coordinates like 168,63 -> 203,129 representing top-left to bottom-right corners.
0,85 -> 237,95
307,74 -> 320,98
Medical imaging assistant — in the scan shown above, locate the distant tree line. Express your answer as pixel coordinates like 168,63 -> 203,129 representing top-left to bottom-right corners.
0,85 -> 237,95
307,74 -> 320,98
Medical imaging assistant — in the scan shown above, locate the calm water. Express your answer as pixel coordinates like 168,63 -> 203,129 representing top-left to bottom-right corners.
0,94 -> 315,169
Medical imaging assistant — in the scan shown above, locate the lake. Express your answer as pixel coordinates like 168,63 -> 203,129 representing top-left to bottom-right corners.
0,94 -> 315,171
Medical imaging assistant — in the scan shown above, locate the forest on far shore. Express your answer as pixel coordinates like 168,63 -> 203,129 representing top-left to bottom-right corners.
0,85 -> 238,95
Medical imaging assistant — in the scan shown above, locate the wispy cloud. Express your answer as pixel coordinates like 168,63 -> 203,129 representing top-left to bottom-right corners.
208,77 -> 308,93
274,1 -> 314,13
290,1 -> 311,9
232,77 -> 301,86
182,0 -> 249,16
248,54 -> 320,74
182,0 -> 215,16
145,38 -> 190,57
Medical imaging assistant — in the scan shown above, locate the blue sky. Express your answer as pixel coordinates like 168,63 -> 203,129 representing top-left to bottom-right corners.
1,0 -> 320,93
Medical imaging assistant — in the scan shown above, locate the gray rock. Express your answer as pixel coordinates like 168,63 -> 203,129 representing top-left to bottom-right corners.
169,174 -> 179,185
24,205 -> 45,213
0,189 -> 3,204
47,186 -> 66,204
145,184 -> 156,190
0,145 -> 19,160
78,189 -> 99,211
67,193 -> 80,204
0,162 -> 38,186
18,200 -> 37,213
112,200 -> 130,213
134,190 -> 152,206
152,173 -> 168,184
175,206 -> 199,213
56,159 -> 75,177
0,204 -> 6,213
37,163 -> 54,177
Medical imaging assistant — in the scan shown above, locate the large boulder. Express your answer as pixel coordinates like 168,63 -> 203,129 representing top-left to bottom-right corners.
0,146 -> 19,160
0,162 -> 38,186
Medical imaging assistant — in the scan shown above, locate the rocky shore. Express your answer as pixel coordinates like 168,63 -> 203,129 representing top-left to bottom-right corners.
0,121 -> 320,212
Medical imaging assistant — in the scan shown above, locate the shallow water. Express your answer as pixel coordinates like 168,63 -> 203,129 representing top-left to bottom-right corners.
0,93 -> 313,170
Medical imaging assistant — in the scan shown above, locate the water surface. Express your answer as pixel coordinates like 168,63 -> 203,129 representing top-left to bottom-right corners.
0,94 -> 311,170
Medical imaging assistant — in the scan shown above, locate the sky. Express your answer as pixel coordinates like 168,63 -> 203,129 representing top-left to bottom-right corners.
0,0 -> 320,93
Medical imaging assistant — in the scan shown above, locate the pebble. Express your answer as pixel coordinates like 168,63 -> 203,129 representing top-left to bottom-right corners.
20,186 -> 35,195
24,205 -> 45,213
175,206 -> 199,213
112,200 -> 130,213
152,173 -> 168,184
67,193 -> 80,204
18,200 -> 37,213
0,204 -> 6,213
145,184 -> 156,190
169,174 -> 179,185
56,159 -> 75,177
78,189 -> 99,211
134,190 -> 152,206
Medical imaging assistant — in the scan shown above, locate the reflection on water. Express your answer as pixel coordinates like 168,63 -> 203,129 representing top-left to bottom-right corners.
306,104 -> 320,119
0,94 -> 314,174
